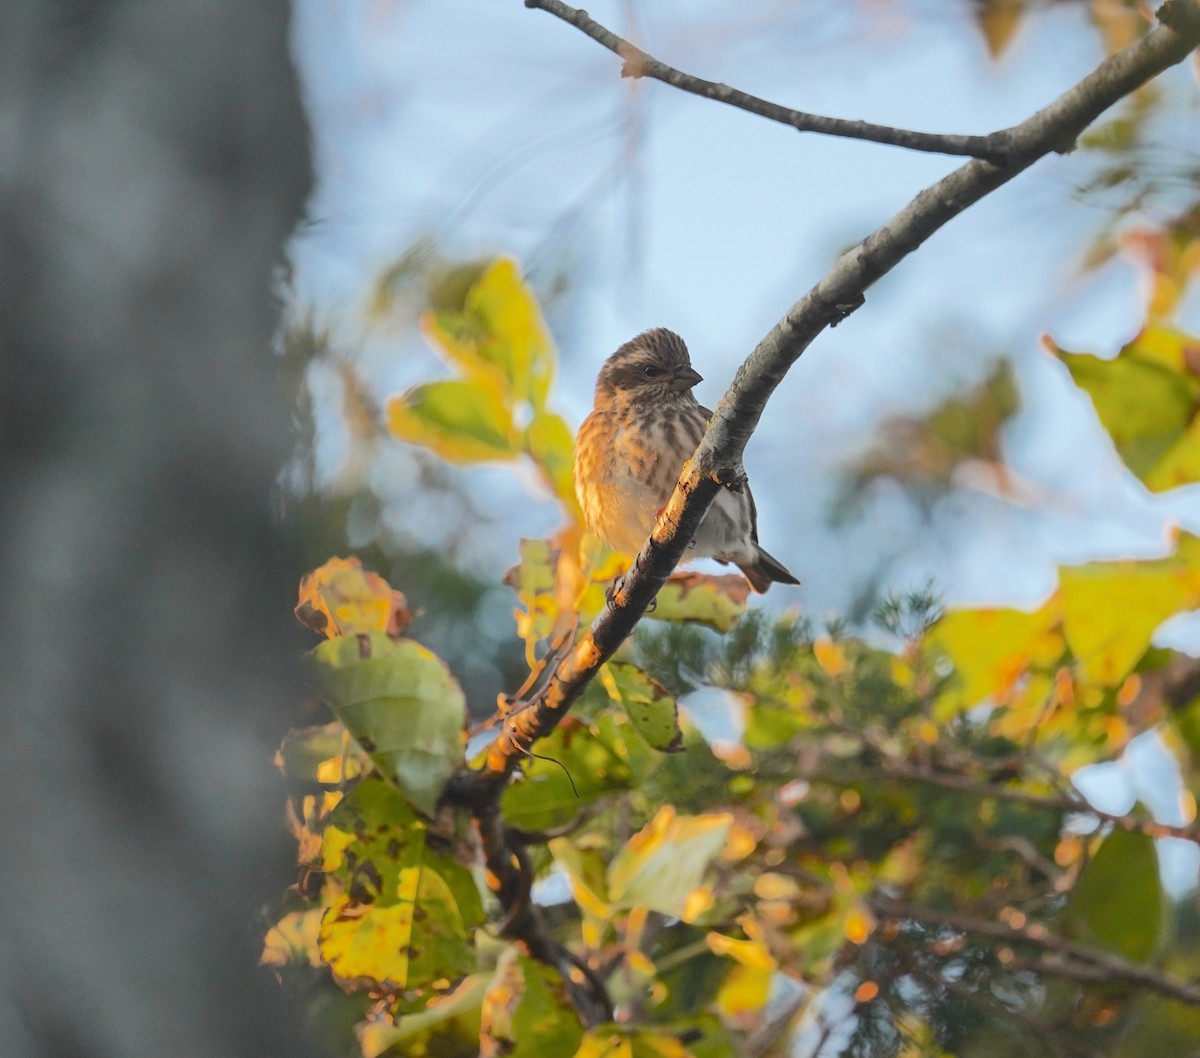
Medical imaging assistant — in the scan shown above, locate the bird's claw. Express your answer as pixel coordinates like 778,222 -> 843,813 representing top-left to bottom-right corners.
718,466 -> 747,494
605,575 -> 625,606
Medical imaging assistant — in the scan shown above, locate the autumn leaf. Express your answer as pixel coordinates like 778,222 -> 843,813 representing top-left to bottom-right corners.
607,806 -> 732,921
651,572 -> 751,633
1049,327 -> 1200,491
317,779 -> 484,995
310,633 -> 466,816
1058,533 -> 1200,686
387,378 -> 518,464
295,556 -> 412,638
928,601 -> 1062,715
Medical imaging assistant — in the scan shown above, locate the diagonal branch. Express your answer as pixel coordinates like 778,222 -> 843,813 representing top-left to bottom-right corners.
525,0 -> 1014,161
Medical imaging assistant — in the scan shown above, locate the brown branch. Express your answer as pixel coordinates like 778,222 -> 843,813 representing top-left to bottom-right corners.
524,0 -> 1012,161
473,805 -> 614,1025
871,896 -> 1200,1007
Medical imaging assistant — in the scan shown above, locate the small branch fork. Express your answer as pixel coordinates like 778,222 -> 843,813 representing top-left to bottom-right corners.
526,0 -> 1011,162
441,0 -> 1200,1025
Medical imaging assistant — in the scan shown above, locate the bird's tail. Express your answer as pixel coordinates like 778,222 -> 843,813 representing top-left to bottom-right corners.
738,547 -> 800,594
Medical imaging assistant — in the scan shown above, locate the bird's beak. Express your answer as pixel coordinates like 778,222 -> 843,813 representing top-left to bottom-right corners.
670,365 -> 703,392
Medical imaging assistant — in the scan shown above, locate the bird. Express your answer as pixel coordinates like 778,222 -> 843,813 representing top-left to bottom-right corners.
574,327 -> 799,593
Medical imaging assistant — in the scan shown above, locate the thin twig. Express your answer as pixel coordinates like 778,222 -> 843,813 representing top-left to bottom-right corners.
905,957 -> 1102,1058
871,896 -> 1200,1007
524,0 -> 1012,161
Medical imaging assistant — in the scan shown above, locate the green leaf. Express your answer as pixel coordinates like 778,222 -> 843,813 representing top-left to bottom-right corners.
501,717 -> 634,832
387,378 -> 517,464
318,779 -> 485,995
651,573 -> 750,633
1052,328 -> 1200,490
273,721 -> 368,784
603,662 -> 682,752
311,633 -> 466,816
1064,826 -> 1163,963
357,973 -> 488,1058
480,950 -> 584,1058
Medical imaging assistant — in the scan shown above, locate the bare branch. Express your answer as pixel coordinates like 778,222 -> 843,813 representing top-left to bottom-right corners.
525,0 -> 1013,161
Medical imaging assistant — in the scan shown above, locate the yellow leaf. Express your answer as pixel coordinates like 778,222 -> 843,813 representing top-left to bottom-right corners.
387,378 -> 517,463
813,635 -> 846,676
1051,328 -> 1200,489
573,1034 -> 633,1058
504,537 -> 559,661
549,838 -> 612,920
469,258 -> 556,409
320,886 -> 416,989
706,932 -> 776,971
844,904 -> 875,945
929,602 -> 1060,715
715,962 -> 772,1018
1059,533 -> 1200,686
422,258 -> 555,410
526,409 -> 580,514
261,908 -> 324,968
295,556 -> 411,639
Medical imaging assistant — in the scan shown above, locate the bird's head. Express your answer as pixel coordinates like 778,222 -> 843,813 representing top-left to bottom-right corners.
595,328 -> 703,402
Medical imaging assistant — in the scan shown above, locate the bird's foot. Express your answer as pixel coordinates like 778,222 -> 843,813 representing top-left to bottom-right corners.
716,465 -> 747,494
605,574 -> 625,606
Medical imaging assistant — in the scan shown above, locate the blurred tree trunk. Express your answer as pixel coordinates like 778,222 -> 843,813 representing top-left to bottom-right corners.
0,4 -> 316,1057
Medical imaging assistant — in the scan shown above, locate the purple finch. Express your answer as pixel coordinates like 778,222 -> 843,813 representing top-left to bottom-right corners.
574,328 -> 798,593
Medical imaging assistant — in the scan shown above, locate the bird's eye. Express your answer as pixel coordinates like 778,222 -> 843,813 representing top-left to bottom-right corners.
643,365 -> 663,378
